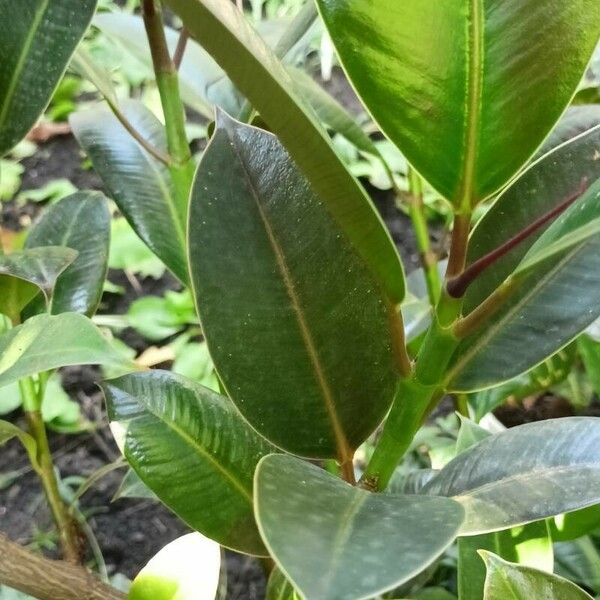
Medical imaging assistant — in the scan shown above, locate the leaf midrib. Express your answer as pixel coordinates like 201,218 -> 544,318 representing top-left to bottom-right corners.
228,130 -> 353,462
0,0 -> 50,132
133,393 -> 254,505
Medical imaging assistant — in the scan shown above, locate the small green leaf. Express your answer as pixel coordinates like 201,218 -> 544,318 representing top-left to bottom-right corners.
0,313 -> 133,389
0,247 -> 77,321
165,0 -> 405,302
0,0 -> 98,155
70,100 -> 188,283
316,0 -> 600,205
103,370 -> 275,556
0,420 -> 39,472
189,114 -> 400,459
480,551 -> 593,599
128,533 -> 221,600
25,191 -> 110,316
255,454 -> 464,600
423,418 -> 600,535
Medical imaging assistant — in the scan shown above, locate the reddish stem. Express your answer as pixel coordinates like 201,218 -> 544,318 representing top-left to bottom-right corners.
447,178 -> 589,298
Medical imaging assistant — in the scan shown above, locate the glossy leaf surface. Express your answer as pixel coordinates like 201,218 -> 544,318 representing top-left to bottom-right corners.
450,183 -> 600,391
0,247 -> 77,321
465,123 -> 600,311
25,191 -> 110,316
423,418 -> 600,535
481,551 -> 592,599
0,313 -> 132,389
129,533 -> 221,600
255,454 -> 464,600
165,0 -> 404,302
0,0 -> 97,155
70,100 -> 188,283
189,115 -> 399,459
103,370 -> 275,555
316,0 -> 600,205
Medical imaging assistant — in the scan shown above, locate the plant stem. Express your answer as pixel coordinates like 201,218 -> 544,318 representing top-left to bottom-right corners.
0,533 -> 125,600
142,0 -> 195,225
19,377 -> 82,563
446,212 -> 471,279
408,168 -> 440,305
172,27 -> 189,70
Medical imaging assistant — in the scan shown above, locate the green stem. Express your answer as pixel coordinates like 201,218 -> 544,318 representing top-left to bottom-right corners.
19,378 -> 81,563
362,208 -> 472,491
408,168 -> 440,306
142,0 -> 195,224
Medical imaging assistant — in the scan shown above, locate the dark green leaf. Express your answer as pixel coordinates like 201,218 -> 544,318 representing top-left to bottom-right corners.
554,537 -> 600,592
0,247 -> 77,321
255,454 -> 464,600
70,100 -> 188,283
0,313 -> 133,389
0,0 -> 97,155
480,551 -> 592,599
165,0 -> 404,303
550,505 -> 600,543
450,179 -> 600,391
103,370 -> 275,556
189,114 -> 399,459
538,105 -> 600,156
316,0 -> 600,206
465,123 -> 600,311
423,418 -> 600,535
25,191 -> 110,316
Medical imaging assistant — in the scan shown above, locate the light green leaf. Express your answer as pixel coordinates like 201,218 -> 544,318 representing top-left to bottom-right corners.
165,0 -> 404,303
102,370 -> 275,556
465,123 -> 600,312
316,0 -> 600,206
423,418 -> 600,535
0,420 -> 39,472
455,415 -> 490,455
480,551 -> 593,599
25,191 -> 110,316
255,454 -> 464,600
189,114 -> 399,459
0,247 -> 77,321
94,12 -> 241,118
128,533 -> 220,600
70,100 -> 188,283
0,0 -> 97,155
0,313 -> 133,389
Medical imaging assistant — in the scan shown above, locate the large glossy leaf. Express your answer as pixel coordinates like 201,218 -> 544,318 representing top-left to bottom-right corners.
515,179 -> 600,273
423,418 -> 600,535
449,181 -> 600,391
0,313 -> 132,389
102,370 -> 275,556
255,454 -> 464,600
128,533 -> 221,600
0,0 -> 97,155
465,123 -> 600,311
165,0 -> 404,303
0,247 -> 77,321
480,551 -> 593,600
189,114 -> 399,460
70,101 -> 188,284
316,0 -> 600,206
25,191 -> 110,316
93,12 -> 241,118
